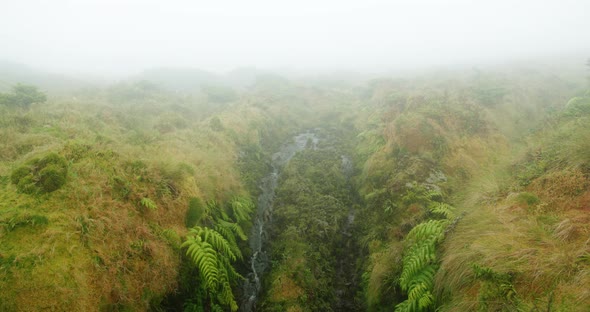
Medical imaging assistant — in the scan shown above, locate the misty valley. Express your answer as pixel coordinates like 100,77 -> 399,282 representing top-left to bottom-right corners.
0,61 -> 589,312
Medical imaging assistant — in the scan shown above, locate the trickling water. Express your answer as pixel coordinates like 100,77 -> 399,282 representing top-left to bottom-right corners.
240,130 -> 319,312
334,154 -> 360,311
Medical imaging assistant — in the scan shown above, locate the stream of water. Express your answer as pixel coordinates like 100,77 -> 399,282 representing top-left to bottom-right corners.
334,154 -> 360,311
240,130 -> 319,312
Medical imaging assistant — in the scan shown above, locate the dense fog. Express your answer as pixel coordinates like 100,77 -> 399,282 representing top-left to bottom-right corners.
1,0 -> 589,76
1,2 -> 590,311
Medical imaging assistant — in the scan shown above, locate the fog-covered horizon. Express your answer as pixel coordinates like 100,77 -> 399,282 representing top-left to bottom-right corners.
1,0 -> 590,78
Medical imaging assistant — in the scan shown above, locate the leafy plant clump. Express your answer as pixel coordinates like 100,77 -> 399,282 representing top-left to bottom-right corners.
396,191 -> 455,312
472,264 -> 521,311
181,197 -> 254,311
10,152 -> 68,194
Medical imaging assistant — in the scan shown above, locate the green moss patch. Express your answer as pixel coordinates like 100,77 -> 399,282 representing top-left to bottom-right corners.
10,153 -> 68,194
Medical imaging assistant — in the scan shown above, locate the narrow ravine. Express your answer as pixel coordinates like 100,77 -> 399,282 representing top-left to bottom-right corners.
240,130 -> 319,312
333,155 -> 362,311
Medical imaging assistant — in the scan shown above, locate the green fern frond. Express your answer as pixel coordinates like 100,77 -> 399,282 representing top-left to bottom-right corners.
140,197 -> 157,210
181,204 -> 246,311
214,222 -> 244,260
216,272 -> 239,311
406,219 -> 448,242
190,226 -> 237,261
425,189 -> 443,201
417,290 -> 434,309
407,282 -> 427,303
395,300 -> 412,312
217,219 -> 248,241
182,236 -> 219,289
214,223 -> 236,245
206,200 -> 220,216
397,197 -> 455,311
399,249 -> 436,290
428,202 -> 455,218
211,304 -> 224,312
218,210 -> 232,222
397,281 -> 435,312
230,196 -> 254,223
218,252 -> 243,282
407,265 -> 437,290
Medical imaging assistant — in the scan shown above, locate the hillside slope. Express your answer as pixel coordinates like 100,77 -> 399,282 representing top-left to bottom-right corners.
0,65 -> 588,311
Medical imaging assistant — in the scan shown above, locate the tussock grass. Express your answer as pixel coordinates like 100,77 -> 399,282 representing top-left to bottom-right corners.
437,195 -> 590,311
0,76 -> 340,310
0,84 -> 300,310
353,70 -> 588,311
435,93 -> 590,310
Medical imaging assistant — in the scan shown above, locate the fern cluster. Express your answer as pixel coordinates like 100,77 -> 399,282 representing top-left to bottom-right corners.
395,189 -> 454,312
182,196 -> 254,311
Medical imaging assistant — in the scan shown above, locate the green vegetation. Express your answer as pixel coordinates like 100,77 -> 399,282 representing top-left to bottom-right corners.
10,152 -> 68,194
261,131 -> 359,311
0,77 -> 312,310
1,62 -> 589,311
186,197 -> 205,228
396,191 -> 455,312
183,226 -> 242,311
472,264 -> 521,311
0,83 -> 47,109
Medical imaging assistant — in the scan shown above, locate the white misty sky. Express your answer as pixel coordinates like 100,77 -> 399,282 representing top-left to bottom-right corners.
0,0 -> 589,75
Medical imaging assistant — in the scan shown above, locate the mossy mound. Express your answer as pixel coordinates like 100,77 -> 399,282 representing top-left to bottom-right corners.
10,152 -> 68,194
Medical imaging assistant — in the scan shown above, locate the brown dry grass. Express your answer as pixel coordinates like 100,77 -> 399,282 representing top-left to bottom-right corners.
529,168 -> 590,211
0,93 -> 281,310
436,171 -> 590,311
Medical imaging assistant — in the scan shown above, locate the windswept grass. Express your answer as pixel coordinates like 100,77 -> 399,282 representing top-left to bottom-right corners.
435,92 -> 590,311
